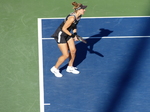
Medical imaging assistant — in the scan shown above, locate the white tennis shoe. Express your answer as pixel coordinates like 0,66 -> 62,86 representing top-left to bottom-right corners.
66,66 -> 80,74
50,66 -> 63,77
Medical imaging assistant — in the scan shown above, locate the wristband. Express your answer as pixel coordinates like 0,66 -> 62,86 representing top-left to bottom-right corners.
74,32 -> 77,35
70,33 -> 76,38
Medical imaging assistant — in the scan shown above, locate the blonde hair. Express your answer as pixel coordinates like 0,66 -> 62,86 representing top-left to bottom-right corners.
72,2 -> 81,10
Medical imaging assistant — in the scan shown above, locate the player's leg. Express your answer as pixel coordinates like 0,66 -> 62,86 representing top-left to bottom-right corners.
66,38 -> 80,74
55,43 -> 69,68
67,38 -> 76,67
51,43 -> 69,77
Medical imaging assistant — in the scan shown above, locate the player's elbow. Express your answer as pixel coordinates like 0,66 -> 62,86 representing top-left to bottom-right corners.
62,27 -> 67,32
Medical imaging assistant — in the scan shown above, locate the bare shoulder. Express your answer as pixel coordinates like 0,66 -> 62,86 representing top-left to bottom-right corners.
67,16 -> 75,22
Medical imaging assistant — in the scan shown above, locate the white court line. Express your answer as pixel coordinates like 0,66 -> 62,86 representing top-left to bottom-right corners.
101,36 -> 150,38
38,16 -> 150,19
38,18 -> 45,112
44,103 -> 51,106
42,36 -> 150,40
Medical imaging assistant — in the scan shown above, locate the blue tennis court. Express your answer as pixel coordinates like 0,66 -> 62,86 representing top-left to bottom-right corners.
38,17 -> 150,112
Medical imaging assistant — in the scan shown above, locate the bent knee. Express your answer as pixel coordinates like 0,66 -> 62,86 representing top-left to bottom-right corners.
62,54 -> 69,59
70,49 -> 76,54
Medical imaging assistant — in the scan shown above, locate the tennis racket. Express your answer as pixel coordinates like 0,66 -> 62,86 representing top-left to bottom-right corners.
76,35 -> 87,44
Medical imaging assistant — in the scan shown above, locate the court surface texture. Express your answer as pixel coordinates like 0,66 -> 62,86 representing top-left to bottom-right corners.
38,17 -> 150,112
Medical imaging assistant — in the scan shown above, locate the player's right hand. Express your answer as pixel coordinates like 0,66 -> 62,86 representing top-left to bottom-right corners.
74,36 -> 79,41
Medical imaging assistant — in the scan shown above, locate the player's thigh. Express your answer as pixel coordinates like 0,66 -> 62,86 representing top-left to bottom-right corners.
58,43 -> 69,57
67,38 -> 76,53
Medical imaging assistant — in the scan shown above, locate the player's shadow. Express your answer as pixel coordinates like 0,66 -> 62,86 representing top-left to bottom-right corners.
86,28 -> 113,57
60,28 -> 113,72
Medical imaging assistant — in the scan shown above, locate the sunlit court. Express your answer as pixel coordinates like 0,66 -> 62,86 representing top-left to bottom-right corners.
1,0 -> 150,112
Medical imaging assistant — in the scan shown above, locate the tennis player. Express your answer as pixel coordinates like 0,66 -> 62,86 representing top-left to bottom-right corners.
50,2 -> 87,77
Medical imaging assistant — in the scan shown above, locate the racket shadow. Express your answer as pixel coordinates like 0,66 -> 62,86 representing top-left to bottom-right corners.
60,28 -> 113,72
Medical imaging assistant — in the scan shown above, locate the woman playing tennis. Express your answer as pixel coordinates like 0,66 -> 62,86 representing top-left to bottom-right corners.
51,2 -> 87,77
